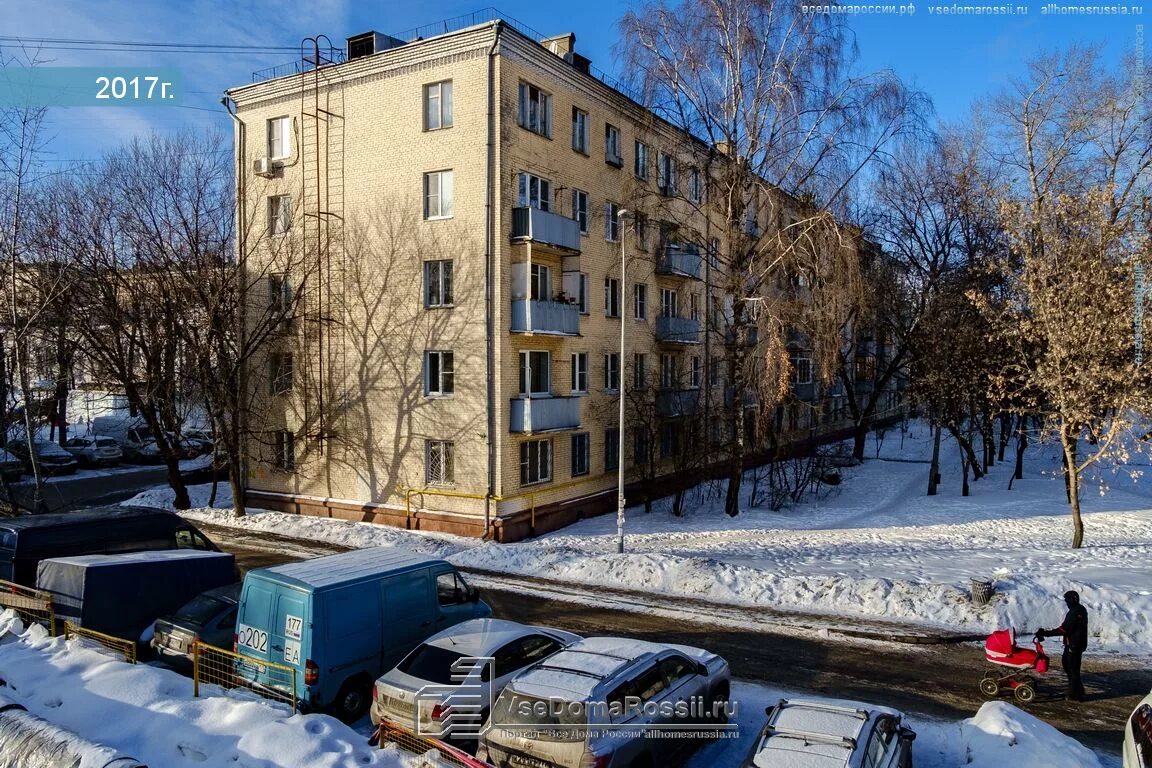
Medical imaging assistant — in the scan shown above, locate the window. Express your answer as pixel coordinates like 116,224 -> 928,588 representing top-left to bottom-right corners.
267,116 -> 291,160
605,428 -> 619,471
690,356 -> 701,388
604,277 -> 620,317
425,351 -> 454,396
436,571 -> 467,605
634,212 -> 648,251
572,189 -> 588,233
658,152 -> 677,195
517,81 -> 552,137
605,202 -> 621,242
576,273 -> 588,313
633,284 -> 647,320
604,353 -> 619,391
424,260 -> 454,307
633,353 -> 647,389
689,167 -> 702,203
660,288 -> 678,318
519,350 -> 551,396
424,170 -> 454,219
660,353 -> 676,389
518,172 -> 552,212
268,273 -> 291,315
270,352 -> 293,395
709,358 -> 722,387
426,440 -> 455,484
424,80 -> 453,130
660,656 -> 696,687
660,421 -> 680,458
634,141 -> 649,179
689,293 -> 699,321
572,107 -> 588,153
268,195 -> 292,235
571,353 -> 588,393
571,433 -> 590,476
635,431 -> 650,465
273,431 -> 295,470
520,439 -> 552,485
855,355 -> 876,382
605,124 -> 622,165
708,237 -> 720,269
791,354 -> 813,385
530,264 -> 551,301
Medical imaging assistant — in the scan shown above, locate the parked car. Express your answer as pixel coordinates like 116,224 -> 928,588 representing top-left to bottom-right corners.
151,582 -> 241,671
62,435 -> 123,468
370,618 -> 582,740
1124,689 -> 1152,768
5,440 -> 78,476
740,698 -> 915,768
477,637 -> 730,768
0,506 -> 219,585
235,547 -> 491,722
0,449 -> 22,482
183,429 -> 216,456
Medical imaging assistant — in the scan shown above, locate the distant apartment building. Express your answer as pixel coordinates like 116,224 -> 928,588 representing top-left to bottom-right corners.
227,13 -> 898,541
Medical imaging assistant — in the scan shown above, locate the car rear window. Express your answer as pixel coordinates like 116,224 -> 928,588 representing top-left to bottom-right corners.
396,644 -> 470,685
173,594 -> 231,624
96,439 -> 118,448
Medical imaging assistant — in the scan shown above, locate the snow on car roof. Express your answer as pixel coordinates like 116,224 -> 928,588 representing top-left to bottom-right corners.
752,698 -> 901,768
423,618 -> 574,656
508,637 -> 699,701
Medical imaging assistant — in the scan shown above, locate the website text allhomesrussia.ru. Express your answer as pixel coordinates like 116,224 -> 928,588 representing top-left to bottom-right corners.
802,2 -> 1143,13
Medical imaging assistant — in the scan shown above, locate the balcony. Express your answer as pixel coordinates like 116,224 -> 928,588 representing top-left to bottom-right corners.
656,245 -> 702,279
512,207 -> 581,253
656,389 -> 700,418
511,299 -> 580,336
655,316 -> 701,344
724,387 -> 760,409
510,396 -> 582,433
724,326 -> 760,346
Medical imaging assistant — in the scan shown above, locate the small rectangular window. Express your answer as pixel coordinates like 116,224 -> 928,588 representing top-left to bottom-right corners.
633,284 -> 647,320
660,288 -> 678,319
572,107 -> 588,154
604,353 -> 620,391
571,433 -> 590,476
605,428 -> 619,471
604,277 -> 620,317
268,195 -> 292,235
270,352 -> 293,396
689,167 -> 702,203
426,440 -> 455,484
571,352 -> 588,393
267,116 -> 291,160
690,356 -> 701,388
519,350 -> 551,396
577,273 -> 588,313
634,431 -> 650,466
273,431 -> 295,470
660,422 -> 680,459
572,189 -> 588,234
660,353 -> 676,389
424,260 -> 454,307
517,81 -> 552,137
518,172 -> 552,212
605,124 -> 622,166
520,439 -> 552,485
605,202 -> 620,242
793,355 -> 814,385
658,153 -> 677,195
530,264 -> 551,301
633,353 -> 647,389
424,80 -> 453,130
268,273 -> 291,315
424,170 -> 454,219
634,141 -> 649,180
425,351 -> 455,396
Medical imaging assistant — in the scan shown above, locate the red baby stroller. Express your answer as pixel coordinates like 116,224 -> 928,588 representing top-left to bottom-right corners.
980,628 -> 1049,703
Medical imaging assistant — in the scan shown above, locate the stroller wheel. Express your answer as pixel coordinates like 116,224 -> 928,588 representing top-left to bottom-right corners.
979,678 -> 1001,697
1013,683 -> 1036,704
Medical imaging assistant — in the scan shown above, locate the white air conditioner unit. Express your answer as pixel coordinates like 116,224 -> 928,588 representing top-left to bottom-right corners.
253,157 -> 276,177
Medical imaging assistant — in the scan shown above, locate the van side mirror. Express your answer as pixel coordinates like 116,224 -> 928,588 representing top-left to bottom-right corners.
469,586 -> 481,604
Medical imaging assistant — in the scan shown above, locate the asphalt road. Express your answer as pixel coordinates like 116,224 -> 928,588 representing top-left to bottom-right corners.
5,464 -> 212,512
197,522 -> 1145,759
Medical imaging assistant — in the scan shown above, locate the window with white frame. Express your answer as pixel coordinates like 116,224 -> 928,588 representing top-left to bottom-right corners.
424,260 -> 454,307
791,353 -> 813,385
633,353 -> 647,389
690,356 -> 701,388
660,288 -> 678,318
709,358 -> 722,387
518,172 -> 551,212
520,439 -> 552,485
267,116 -> 291,160
572,107 -> 589,154
517,81 -> 552,137
604,277 -> 620,317
633,283 -> 647,320
605,428 -> 619,470
660,353 -> 677,389
634,212 -> 648,251
689,293 -> 699,321
268,273 -> 291,315
634,141 -> 649,179
604,353 -> 620,391
576,273 -> 588,313
519,350 -> 551,396
708,237 -> 720,269
273,430 -> 295,470
605,124 -> 622,165
270,352 -> 293,396
572,189 -> 588,234
689,167 -> 702,202
605,202 -> 620,241
658,152 -> 677,195
424,80 -> 453,130
424,351 -> 454,396
530,264 -> 551,301
268,195 -> 292,235
426,440 -> 454,484
571,352 -> 588,393
571,433 -> 590,476
423,170 -> 454,219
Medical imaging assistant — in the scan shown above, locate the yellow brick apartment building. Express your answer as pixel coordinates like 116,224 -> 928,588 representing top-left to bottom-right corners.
226,14 -> 880,541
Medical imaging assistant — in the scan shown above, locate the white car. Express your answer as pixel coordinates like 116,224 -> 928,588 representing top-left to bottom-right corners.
1124,689 -> 1152,768
741,698 -> 915,768
371,618 -> 581,742
62,435 -> 123,467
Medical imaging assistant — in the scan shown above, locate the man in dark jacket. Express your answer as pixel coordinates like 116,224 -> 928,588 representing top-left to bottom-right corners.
1037,590 -> 1088,701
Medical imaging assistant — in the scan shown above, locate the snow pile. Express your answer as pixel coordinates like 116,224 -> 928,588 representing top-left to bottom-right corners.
959,701 -> 1102,767
0,611 -> 442,768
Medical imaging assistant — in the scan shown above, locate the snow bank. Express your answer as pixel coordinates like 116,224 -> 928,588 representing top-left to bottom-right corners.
959,702 -> 1102,767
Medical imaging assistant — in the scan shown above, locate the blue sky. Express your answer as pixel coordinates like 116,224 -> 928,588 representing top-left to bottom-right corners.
0,0 -> 1143,164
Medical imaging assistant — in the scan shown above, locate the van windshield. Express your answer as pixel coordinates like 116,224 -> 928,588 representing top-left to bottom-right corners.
396,644 -> 471,685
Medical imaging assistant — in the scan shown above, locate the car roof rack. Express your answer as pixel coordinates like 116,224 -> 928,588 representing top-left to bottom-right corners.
778,698 -> 869,720
765,726 -> 857,750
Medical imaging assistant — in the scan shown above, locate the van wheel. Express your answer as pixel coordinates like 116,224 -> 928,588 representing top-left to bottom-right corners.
332,676 -> 371,724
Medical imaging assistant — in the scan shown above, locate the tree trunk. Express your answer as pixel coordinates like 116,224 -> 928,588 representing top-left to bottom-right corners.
982,412 -> 994,468
228,456 -> 246,517
1061,428 -> 1084,548
961,451 -> 970,496
672,488 -> 684,517
1014,417 -> 1027,480
928,421 -> 942,495
54,322 -> 69,446
998,412 -> 1012,463
852,421 -> 868,462
947,424 -> 985,480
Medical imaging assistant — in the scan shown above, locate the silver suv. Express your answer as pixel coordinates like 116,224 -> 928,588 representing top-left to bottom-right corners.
476,636 -> 730,768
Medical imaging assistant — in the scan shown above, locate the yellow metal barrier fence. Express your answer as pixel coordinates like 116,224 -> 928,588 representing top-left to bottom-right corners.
0,579 -> 56,636
373,723 -> 493,767
192,641 -> 298,712
63,621 -> 136,663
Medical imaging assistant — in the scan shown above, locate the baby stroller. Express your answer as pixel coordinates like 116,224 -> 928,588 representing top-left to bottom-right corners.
980,628 -> 1049,703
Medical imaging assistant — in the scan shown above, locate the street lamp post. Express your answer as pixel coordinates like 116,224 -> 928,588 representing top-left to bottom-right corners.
616,208 -> 629,555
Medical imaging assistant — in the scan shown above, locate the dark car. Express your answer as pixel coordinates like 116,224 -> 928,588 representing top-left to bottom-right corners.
150,582 -> 241,670
5,440 -> 79,476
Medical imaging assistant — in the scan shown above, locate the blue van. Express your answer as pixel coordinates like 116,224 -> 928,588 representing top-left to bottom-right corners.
234,547 -> 490,721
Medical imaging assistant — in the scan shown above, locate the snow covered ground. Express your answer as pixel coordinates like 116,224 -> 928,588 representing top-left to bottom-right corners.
0,610 -> 1114,768
142,423 -> 1152,656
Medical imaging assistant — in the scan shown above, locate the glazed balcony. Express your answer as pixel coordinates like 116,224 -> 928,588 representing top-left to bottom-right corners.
656,244 -> 702,280
655,389 -> 700,418
509,396 -> 582,433
655,316 -> 701,344
511,207 -> 581,254
511,299 -> 580,336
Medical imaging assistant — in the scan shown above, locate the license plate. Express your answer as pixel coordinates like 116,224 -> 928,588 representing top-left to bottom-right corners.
236,624 -> 268,654
238,658 -> 267,674
510,755 -> 552,768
